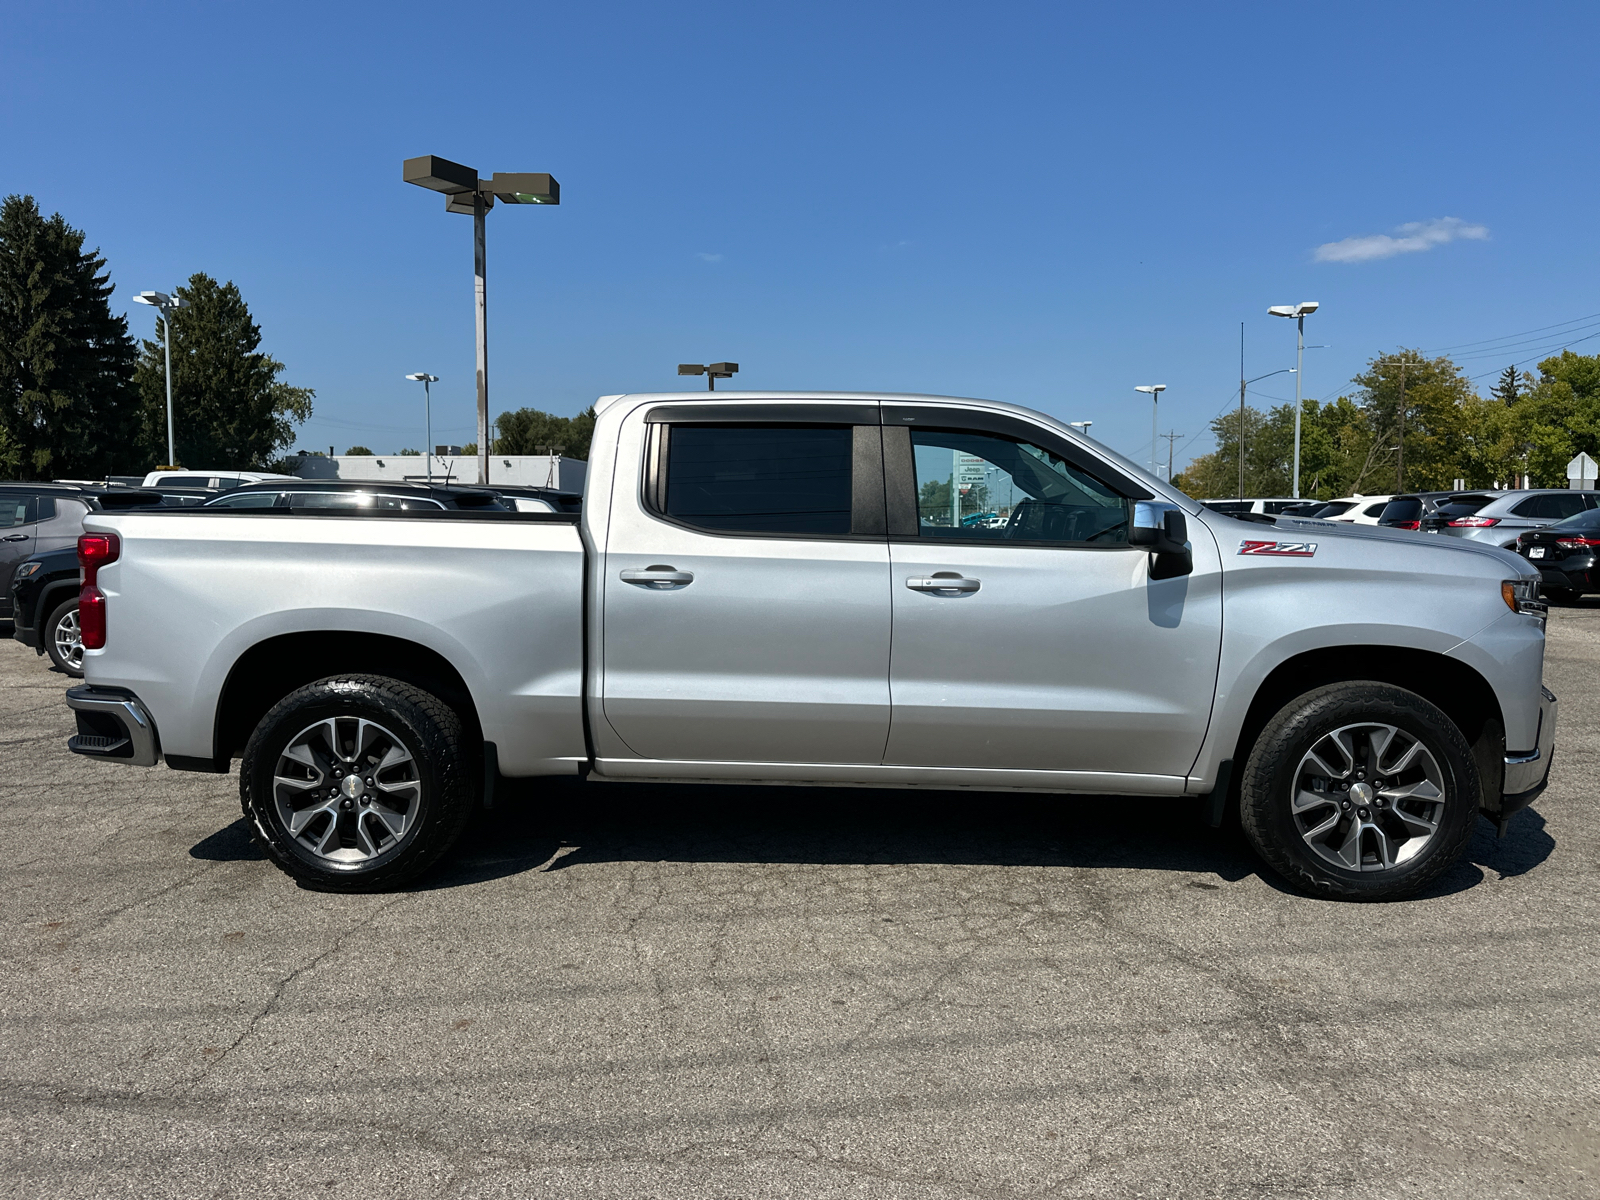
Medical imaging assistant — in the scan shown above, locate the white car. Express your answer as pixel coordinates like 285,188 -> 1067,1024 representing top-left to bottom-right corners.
1323,495 -> 1395,525
141,469 -> 297,490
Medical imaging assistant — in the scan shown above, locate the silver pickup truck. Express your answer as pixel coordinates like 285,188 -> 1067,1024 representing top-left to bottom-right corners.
64,391 -> 1556,901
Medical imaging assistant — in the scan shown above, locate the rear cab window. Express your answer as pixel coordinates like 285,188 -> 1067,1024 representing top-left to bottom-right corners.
656,425 -> 854,536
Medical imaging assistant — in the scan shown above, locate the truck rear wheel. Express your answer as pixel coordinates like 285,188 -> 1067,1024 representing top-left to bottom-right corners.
1239,682 -> 1479,901
240,675 -> 474,891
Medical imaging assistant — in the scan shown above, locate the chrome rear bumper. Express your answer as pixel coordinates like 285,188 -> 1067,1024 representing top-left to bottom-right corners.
65,686 -> 160,767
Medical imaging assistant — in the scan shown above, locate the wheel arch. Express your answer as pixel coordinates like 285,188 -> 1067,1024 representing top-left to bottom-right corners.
1232,645 -> 1505,810
214,631 -> 484,766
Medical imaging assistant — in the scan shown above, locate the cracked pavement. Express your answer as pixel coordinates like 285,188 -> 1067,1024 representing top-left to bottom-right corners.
2,611 -> 1598,1199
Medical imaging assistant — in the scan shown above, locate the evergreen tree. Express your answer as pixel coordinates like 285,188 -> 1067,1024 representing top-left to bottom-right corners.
1492,364 -> 1520,405
133,273 -> 313,468
0,195 -> 140,478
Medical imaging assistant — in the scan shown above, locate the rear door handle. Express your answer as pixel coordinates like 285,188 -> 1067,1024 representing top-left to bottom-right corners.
620,565 -> 694,589
906,574 -> 980,593
1,533 -> 27,542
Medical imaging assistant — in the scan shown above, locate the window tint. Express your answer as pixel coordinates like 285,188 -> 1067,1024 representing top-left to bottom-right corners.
1512,493 -> 1585,519
1363,502 -> 1389,517
1318,501 -> 1355,516
1261,500 -> 1301,515
1380,499 -> 1422,521
1202,500 -> 1251,514
1435,495 -> 1495,516
663,425 -> 853,535
0,496 -> 31,528
35,497 -> 56,521
206,491 -> 282,508
1551,508 -> 1600,532
909,429 -> 1128,544
157,475 -> 212,488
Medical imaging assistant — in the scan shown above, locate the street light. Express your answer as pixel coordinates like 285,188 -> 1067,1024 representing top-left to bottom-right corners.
678,362 -> 739,391
1235,367 -> 1296,498
1268,301 -> 1319,498
1134,385 -> 1166,475
403,155 -> 560,486
132,290 -> 185,467
405,373 -> 439,485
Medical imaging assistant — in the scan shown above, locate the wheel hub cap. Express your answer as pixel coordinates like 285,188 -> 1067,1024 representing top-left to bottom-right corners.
1290,722 -> 1446,873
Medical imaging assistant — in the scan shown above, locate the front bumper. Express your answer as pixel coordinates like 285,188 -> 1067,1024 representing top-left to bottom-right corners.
65,686 -> 160,767
1499,685 -> 1557,824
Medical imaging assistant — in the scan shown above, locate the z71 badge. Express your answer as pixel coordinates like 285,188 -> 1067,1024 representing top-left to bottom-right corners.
1238,539 -> 1317,556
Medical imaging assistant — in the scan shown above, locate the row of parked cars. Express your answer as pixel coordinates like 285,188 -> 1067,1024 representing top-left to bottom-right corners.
1201,488 -> 1600,602
2,475 -> 581,678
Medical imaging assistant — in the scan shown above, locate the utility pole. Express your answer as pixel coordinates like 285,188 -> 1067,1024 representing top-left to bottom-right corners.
1238,323 -> 1246,499
1161,431 -> 1184,482
1390,358 -> 1414,492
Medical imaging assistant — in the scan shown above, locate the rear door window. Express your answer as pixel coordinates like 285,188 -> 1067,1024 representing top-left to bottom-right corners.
285,491 -> 445,510
1363,502 -> 1389,517
1381,499 -> 1422,522
206,491 -> 283,508
660,425 -> 854,536
1513,493 -> 1588,519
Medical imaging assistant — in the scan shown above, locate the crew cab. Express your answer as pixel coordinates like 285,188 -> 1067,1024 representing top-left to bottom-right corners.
62,392 -> 1556,901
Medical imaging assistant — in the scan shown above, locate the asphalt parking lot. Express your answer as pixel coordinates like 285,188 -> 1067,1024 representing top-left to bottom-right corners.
2,614 -> 1597,1200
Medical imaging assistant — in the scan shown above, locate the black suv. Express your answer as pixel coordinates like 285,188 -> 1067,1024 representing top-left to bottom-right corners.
5,483 -> 167,676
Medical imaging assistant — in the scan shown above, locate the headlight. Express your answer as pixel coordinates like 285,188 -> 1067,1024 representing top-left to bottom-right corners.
1502,578 -> 1546,616
13,561 -> 42,580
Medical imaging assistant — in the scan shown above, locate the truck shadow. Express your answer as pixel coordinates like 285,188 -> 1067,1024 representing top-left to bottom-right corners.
427,778 -> 1557,899
189,779 -> 1556,899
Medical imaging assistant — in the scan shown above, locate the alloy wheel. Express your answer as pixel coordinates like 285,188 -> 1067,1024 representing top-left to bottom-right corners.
1291,722 -> 1446,872
272,717 -> 422,865
53,607 -> 84,672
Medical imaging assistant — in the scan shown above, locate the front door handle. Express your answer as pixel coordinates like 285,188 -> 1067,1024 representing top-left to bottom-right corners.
906,573 -> 980,594
620,565 -> 694,589
1,533 -> 27,542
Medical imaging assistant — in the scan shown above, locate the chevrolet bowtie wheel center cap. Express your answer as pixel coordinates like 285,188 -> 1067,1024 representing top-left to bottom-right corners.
341,775 -> 367,800
1348,782 -> 1375,805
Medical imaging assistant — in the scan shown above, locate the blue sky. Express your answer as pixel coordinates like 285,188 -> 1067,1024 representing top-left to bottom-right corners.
4,1 -> 1598,472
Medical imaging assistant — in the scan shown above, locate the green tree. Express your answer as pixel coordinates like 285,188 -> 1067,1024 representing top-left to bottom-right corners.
133,273 -> 312,468
397,448 -> 421,456
1512,350 -> 1600,485
344,445 -> 373,455
1491,365 -> 1521,406
0,194 -> 140,478
1353,350 -> 1478,492
493,405 -> 596,459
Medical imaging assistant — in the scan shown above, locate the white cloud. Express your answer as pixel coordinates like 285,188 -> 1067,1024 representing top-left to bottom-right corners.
696,252 -> 723,262
1313,217 -> 1489,264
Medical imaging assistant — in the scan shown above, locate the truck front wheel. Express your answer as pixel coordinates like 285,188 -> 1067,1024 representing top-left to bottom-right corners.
1240,682 -> 1479,901
240,675 -> 475,891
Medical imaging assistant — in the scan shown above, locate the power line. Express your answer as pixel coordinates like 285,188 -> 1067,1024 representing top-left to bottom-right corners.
1424,311 -> 1600,353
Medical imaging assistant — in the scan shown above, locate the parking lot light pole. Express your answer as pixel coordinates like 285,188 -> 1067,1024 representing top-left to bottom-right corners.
1268,301 -> 1319,498
678,362 -> 739,391
405,373 -> 439,485
403,156 -> 560,486
1134,385 -> 1166,475
132,290 -> 185,467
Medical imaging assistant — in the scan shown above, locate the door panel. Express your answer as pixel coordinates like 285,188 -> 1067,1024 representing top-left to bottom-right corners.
881,421 -> 1222,778
884,540 -> 1221,775
0,494 -> 39,610
600,418 -> 892,765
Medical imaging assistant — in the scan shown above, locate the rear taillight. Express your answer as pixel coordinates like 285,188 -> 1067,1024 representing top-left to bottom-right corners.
1449,516 -> 1500,527
77,533 -> 119,651
1555,536 -> 1600,549
1395,520 -> 1421,530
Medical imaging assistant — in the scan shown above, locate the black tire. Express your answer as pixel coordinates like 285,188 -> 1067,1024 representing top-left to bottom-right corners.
44,597 -> 85,677
240,674 -> 475,892
1239,682 -> 1479,902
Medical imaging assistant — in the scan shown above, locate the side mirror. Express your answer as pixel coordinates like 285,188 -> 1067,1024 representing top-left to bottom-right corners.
1130,502 -> 1193,579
